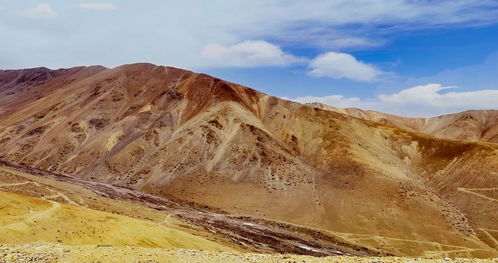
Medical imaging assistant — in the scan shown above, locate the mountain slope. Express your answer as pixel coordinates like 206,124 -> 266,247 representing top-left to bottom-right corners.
0,64 -> 497,257
308,103 -> 498,143
0,190 -> 234,251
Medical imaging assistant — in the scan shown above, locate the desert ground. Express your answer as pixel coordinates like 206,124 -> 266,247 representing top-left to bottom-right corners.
3,244 -> 498,263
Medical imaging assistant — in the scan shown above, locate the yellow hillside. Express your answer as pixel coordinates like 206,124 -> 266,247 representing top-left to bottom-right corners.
0,190 -> 234,251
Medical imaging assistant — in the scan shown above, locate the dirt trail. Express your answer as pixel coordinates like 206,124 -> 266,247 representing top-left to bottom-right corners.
457,188 -> 498,203
0,179 -> 82,206
0,200 -> 60,230
479,229 -> 498,249
0,181 -> 41,187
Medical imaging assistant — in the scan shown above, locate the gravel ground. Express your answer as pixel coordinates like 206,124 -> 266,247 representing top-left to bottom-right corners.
1,244 -> 497,263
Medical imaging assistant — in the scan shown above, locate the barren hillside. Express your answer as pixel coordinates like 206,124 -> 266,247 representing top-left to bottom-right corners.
308,103 -> 498,143
0,64 -> 497,258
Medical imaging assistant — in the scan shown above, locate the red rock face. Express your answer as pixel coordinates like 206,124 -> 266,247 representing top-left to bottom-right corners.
0,63 -> 497,257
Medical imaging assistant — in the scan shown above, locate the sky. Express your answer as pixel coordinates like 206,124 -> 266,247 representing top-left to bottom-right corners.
0,1 -> 497,117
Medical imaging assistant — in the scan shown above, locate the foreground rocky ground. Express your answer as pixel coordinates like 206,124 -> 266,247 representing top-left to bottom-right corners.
1,245 -> 497,263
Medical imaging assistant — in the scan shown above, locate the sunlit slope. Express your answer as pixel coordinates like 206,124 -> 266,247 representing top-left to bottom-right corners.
0,64 -> 497,257
0,190 -> 233,251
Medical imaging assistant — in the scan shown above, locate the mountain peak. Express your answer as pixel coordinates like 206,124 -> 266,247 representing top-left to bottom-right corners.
0,65 -> 497,258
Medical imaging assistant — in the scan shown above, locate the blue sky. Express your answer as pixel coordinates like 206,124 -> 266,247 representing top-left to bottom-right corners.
0,0 -> 497,116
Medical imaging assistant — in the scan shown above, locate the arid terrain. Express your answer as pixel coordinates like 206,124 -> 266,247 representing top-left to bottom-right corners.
0,64 -> 497,262
308,103 -> 498,143
2,244 -> 498,263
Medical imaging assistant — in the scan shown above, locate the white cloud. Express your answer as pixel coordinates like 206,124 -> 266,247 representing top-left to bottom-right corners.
0,6 -> 5,11
1,1 -> 498,69
201,40 -> 306,68
17,3 -> 57,19
379,84 -> 498,109
77,3 -> 116,10
289,84 -> 498,117
308,52 -> 383,82
378,84 -> 452,104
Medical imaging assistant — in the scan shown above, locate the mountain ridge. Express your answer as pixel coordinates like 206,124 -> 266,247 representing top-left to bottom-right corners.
307,102 -> 498,143
0,63 -> 497,258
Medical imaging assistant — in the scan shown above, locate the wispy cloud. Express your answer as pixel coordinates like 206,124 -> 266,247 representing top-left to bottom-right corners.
2,1 -> 498,70
77,3 -> 116,10
249,0 -> 498,50
201,40 -> 307,68
16,3 -> 57,19
275,27 -> 386,50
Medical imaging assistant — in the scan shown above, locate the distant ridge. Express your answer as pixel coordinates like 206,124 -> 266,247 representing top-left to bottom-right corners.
308,102 -> 498,143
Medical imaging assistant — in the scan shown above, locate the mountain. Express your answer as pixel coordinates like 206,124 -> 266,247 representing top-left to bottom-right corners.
0,64 -> 497,258
308,103 -> 498,143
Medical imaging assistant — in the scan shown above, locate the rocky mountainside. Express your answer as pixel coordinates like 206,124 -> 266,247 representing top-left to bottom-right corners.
308,103 -> 498,143
0,64 -> 497,258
